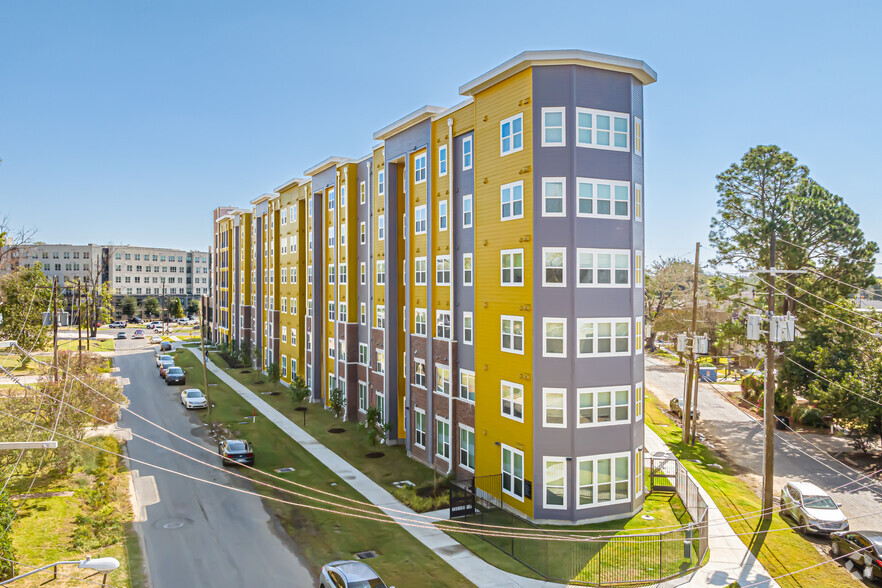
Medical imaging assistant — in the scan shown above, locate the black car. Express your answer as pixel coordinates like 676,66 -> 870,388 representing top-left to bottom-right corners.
218,440 -> 254,466
165,366 -> 186,385
831,530 -> 882,582
160,341 -> 172,352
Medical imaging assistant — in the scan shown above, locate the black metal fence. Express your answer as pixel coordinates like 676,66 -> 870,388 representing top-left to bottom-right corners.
449,455 -> 709,586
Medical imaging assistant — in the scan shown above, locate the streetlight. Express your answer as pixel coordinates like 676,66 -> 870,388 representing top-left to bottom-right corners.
0,556 -> 120,586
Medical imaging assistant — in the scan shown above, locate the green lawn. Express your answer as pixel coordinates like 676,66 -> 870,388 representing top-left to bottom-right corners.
173,351 -> 472,587
644,391 -> 859,588
56,338 -> 115,353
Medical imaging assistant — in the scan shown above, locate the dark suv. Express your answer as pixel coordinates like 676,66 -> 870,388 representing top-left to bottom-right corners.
165,367 -> 186,385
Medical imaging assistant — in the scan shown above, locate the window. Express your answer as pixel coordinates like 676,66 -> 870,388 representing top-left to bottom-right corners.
635,250 -> 643,287
339,302 -> 347,323
544,457 -> 567,509
462,136 -> 473,170
635,382 -> 644,421
462,195 -> 473,228
339,264 -> 347,284
340,224 -> 346,246
500,181 -> 524,220
438,200 -> 448,231
576,107 -> 629,151
543,248 -> 566,286
500,113 -> 523,156
281,326 -> 287,343
635,184 -> 643,222
459,370 -> 475,402
340,185 -> 346,207
436,418 -> 450,460
328,226 -> 335,249
338,339 -> 347,361
577,319 -> 630,356
360,262 -> 367,285
635,317 -> 643,355
360,222 -> 367,244
501,249 -> 524,286
462,254 -> 473,286
414,257 -> 427,285
376,349 -> 385,373
414,308 -> 427,336
435,365 -> 450,396
501,316 -> 524,354
414,409 -> 426,448
376,391 -> 385,422
578,453 -> 630,507
543,388 -> 566,428
328,187 -> 335,211
578,386 -> 630,426
543,318 -> 566,357
634,116 -> 643,156
438,145 -> 447,176
377,215 -> 385,241
577,249 -> 630,287
414,206 -> 427,234
376,260 -> 385,285
459,426 -> 475,471
542,107 -> 566,147
376,168 -> 385,195
462,312 -> 473,345
328,337 -> 335,360
635,448 -> 644,496
577,178 -> 630,218
501,445 -> 524,500
360,303 -> 367,325
360,181 -> 366,204
328,264 -> 335,285
376,305 -> 385,329
542,178 -> 566,216
436,310 -> 451,339
413,359 -> 426,388
435,255 -> 451,285
358,381 -> 368,412
501,380 -> 524,421
281,297 -> 287,313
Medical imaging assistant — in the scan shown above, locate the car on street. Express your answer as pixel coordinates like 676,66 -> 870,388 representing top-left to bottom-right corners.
780,481 -> 849,535
319,560 -> 389,588
669,397 -> 700,420
150,335 -> 162,344
181,388 -> 207,409
109,321 -> 126,329
160,341 -> 172,352
166,366 -> 186,385
155,353 -> 173,368
116,331 -> 127,340
159,359 -> 175,379
127,318 -> 142,325
831,530 -> 882,582
146,321 -> 161,329
132,329 -> 145,339
218,439 -> 254,466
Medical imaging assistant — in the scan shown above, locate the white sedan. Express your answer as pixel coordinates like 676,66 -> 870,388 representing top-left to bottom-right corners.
150,335 -> 162,344
181,388 -> 207,409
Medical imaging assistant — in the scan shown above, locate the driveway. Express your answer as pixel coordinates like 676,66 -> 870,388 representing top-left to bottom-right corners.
115,337 -> 314,587
645,355 -> 882,532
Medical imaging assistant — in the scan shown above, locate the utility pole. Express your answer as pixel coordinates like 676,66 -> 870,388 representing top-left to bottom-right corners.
199,306 -> 211,419
762,230 -> 777,519
52,276 -> 59,383
161,278 -> 166,338
682,242 -> 700,445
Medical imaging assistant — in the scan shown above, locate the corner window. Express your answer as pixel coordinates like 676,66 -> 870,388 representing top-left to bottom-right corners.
438,200 -> 448,231
577,179 -> 630,219
577,318 -> 631,357
576,108 -> 629,152
542,107 -> 566,147
462,136 -> 473,170
500,181 -> 524,220
500,249 -> 524,286
501,315 -> 524,354
543,318 -> 566,357
543,248 -> 566,287
577,249 -> 630,287
414,153 -> 427,184
500,113 -> 523,156
542,178 -> 566,217
414,206 -> 427,234
462,195 -> 473,228
438,145 -> 448,177
544,457 -> 567,509
578,387 -> 630,426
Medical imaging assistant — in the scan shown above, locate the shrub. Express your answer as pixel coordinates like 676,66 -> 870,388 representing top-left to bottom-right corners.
741,375 -> 763,401
791,405 -> 826,428
329,387 -> 345,419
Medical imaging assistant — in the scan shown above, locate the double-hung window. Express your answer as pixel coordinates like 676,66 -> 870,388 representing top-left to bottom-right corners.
414,409 -> 426,448
501,381 -> 524,421
577,249 -> 630,287
360,262 -> 367,285
500,113 -> 523,156
414,257 -> 427,285
435,255 -> 451,285
462,136 -> 473,170
462,254 -> 473,286
360,181 -> 366,204
436,310 -> 451,339
414,153 -> 427,184
460,426 -> 475,471
327,188 -> 335,211
578,386 -> 630,426
414,206 -> 427,234
328,301 -> 335,321
576,108 -> 629,151
635,382 -> 644,421
375,305 -> 385,329
635,250 -> 643,287
328,338 -> 335,360
543,388 -> 566,428
438,201 -> 448,231
577,178 -> 630,218
501,316 -> 524,354
459,369 -> 475,402
414,359 -> 426,388
577,318 -> 631,356
436,418 -> 450,459
462,195 -> 473,228
376,260 -> 385,285
360,221 -> 367,244
544,457 -> 567,509
500,181 -> 524,220
328,226 -> 335,248
542,107 -> 566,147
376,349 -> 385,373
635,317 -> 643,355
377,215 -> 385,240
359,302 -> 367,325
500,249 -> 524,286
414,308 -> 427,336
577,453 -> 630,507
543,318 -> 566,357
462,312 -> 473,345
543,248 -> 566,286
435,365 -> 450,396
328,264 -> 335,284
378,170 -> 385,196
635,184 -> 643,222
339,264 -> 347,284
542,177 -> 566,216
634,117 -> 643,156
501,444 -> 524,499
340,224 -> 346,246
438,145 -> 447,176
358,343 -> 368,365
358,382 -> 368,412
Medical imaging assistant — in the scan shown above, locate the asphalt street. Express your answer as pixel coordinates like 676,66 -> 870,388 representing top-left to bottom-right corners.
645,355 -> 882,532
114,333 -> 314,587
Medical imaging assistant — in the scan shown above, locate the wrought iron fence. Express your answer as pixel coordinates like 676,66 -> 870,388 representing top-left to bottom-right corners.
449,455 -> 709,586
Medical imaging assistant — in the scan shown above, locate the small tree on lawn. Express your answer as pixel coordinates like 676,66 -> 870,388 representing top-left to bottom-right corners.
253,346 -> 262,371
362,406 -> 391,447
186,298 -> 200,317
287,374 -> 310,406
119,295 -> 138,319
267,362 -> 281,394
168,297 -> 184,319
329,387 -> 345,419
0,490 -> 15,581
143,297 -> 160,318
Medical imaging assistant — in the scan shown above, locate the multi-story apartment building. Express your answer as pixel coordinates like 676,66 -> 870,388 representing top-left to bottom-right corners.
210,50 -> 656,524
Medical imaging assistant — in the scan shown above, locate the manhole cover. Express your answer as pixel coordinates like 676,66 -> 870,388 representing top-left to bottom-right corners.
355,550 -> 377,560
163,521 -> 185,529
641,515 -> 655,521
275,467 -> 296,473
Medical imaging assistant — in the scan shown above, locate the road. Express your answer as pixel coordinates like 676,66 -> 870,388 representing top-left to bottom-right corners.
645,355 -> 882,532
114,333 -> 314,587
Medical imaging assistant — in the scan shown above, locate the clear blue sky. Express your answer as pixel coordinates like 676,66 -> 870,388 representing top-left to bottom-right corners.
1,1 -> 880,263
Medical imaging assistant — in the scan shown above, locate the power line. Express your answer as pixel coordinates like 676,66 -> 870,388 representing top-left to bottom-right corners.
776,236 -> 882,269
777,275 -> 882,327
739,545 -> 872,588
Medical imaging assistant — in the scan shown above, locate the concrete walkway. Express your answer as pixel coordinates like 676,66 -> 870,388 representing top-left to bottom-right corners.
646,428 -> 778,588
190,350 -> 559,588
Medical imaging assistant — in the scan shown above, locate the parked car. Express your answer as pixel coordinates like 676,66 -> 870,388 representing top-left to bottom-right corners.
780,481 -> 849,535
831,530 -> 882,581
160,341 -> 172,352
132,329 -> 145,339
159,359 -> 175,379
150,335 -> 162,344
181,388 -> 207,409
165,367 -> 186,385
218,439 -> 254,466
146,321 -> 161,329
319,560 -> 390,588
155,353 -> 173,368
116,331 -> 127,340
669,397 -> 700,420
109,321 -> 126,329
176,318 -> 188,324
127,318 -> 142,325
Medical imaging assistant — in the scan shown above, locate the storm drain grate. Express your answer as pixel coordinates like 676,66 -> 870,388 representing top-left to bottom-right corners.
355,551 -> 377,560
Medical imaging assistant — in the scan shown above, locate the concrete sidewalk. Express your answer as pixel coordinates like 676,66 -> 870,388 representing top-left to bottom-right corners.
190,349 -> 560,588
646,429 -> 778,588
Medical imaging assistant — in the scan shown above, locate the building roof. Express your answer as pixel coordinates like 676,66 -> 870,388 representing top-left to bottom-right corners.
249,193 -> 275,206
458,49 -> 657,96
372,105 -> 445,141
304,156 -> 351,177
274,177 -> 309,193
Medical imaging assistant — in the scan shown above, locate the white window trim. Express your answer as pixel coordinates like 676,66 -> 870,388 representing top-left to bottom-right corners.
438,145 -> 448,177
543,456 -> 568,510
377,215 -> 385,241
499,113 -> 524,157
462,136 -> 473,170
577,248 -> 631,288
577,386 -> 631,428
435,255 -> 451,286
576,451 -> 632,509
500,380 -> 525,423
500,248 -> 524,287
542,247 -> 567,288
438,200 -> 448,232
414,205 -> 427,235
375,260 -> 385,286
501,444 -> 525,501
577,318 -> 631,357
541,107 -> 566,148
542,317 -> 567,358
458,368 -> 475,403
413,358 -> 427,389
575,107 -> 630,152
500,315 -> 525,355
414,153 -> 427,185
358,381 -> 368,414
435,416 -> 450,460
462,253 -> 473,287
576,178 -> 631,220
459,424 -> 475,472
542,387 -> 567,429
414,308 -> 427,337
462,311 -> 473,346
542,177 -> 567,218
414,408 -> 427,448
462,194 -> 473,228
500,180 -> 524,221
